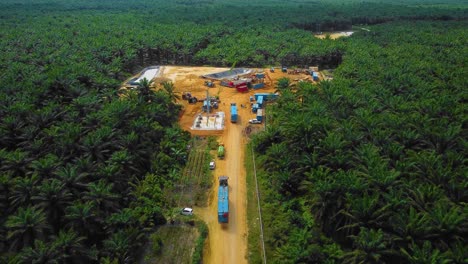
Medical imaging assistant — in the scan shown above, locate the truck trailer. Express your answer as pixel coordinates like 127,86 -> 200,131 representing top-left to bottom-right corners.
218,176 -> 229,223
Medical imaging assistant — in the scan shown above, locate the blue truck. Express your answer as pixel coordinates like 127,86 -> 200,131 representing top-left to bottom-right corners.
218,176 -> 229,223
230,103 -> 238,123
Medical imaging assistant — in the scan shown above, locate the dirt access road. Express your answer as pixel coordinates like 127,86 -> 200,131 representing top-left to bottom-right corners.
159,66 -> 311,264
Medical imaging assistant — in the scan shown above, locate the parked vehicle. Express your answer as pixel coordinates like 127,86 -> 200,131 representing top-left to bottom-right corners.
249,119 -> 261,124
181,208 -> 193,216
209,160 -> 216,170
218,144 -> 225,159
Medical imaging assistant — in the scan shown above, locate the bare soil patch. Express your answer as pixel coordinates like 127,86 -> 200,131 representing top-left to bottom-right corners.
315,31 -> 354,39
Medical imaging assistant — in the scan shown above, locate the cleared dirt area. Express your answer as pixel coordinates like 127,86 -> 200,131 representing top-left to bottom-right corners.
314,31 -> 354,39
154,66 -> 312,264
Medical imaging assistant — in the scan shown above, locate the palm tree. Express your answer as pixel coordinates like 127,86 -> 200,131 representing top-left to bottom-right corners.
83,180 -> 120,213
275,77 -> 291,92
338,193 -> 392,234
32,178 -> 72,232
0,149 -> 32,177
0,115 -> 26,149
51,229 -> 91,263
400,241 -> 451,264
425,201 -> 465,243
103,227 -> 145,263
295,81 -> 317,106
102,230 -> 131,263
9,174 -> 40,210
5,206 -> 50,251
136,78 -> 152,102
14,239 -> 57,264
65,201 -> 103,244
106,209 -> 137,232
343,228 -> 395,264
28,154 -> 60,178
54,164 -> 89,196
161,81 -> 180,103
0,173 -> 10,216
72,155 -> 95,175
80,132 -> 113,163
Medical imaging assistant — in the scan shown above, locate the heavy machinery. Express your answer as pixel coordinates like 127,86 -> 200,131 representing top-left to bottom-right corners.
204,80 -> 215,87
182,92 -> 198,104
181,92 -> 192,100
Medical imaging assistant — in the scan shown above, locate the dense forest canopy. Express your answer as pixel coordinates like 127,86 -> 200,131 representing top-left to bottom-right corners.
252,20 -> 467,263
1,0 -> 467,26
0,0 -> 467,263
